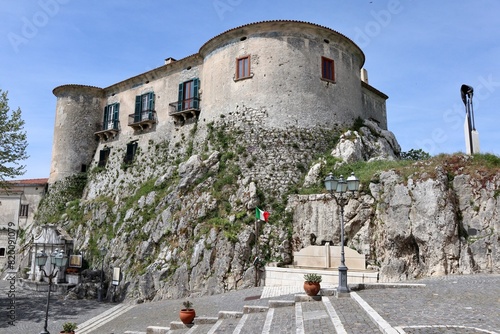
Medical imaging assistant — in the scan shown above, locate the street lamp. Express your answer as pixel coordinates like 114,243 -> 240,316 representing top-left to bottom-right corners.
36,249 -> 68,334
324,172 -> 360,295
98,247 -> 107,302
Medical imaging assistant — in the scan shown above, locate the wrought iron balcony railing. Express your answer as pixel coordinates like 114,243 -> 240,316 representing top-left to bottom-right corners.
128,110 -> 157,131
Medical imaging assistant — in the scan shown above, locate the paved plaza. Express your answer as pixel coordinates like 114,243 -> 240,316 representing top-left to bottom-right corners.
0,273 -> 498,333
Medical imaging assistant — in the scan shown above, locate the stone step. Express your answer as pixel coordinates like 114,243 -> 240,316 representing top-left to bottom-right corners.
218,310 -> 243,319
207,316 -> 241,333
162,302 -> 282,333
243,305 -> 268,313
265,303 -> 296,333
235,310 -> 267,333
146,326 -> 169,334
147,315 -> 218,333
268,299 -> 295,308
295,293 -> 322,302
194,316 -> 218,324
147,292 -> 386,334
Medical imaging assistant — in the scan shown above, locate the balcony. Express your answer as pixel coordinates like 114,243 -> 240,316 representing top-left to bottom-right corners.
95,121 -> 120,140
128,110 -> 157,131
168,98 -> 201,124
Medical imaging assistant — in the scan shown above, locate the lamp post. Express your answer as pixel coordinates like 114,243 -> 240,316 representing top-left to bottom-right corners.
98,247 -> 107,302
324,172 -> 360,295
36,249 -> 68,334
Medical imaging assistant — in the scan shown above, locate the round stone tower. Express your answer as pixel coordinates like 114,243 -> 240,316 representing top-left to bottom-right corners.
199,21 -> 368,129
48,84 -> 104,184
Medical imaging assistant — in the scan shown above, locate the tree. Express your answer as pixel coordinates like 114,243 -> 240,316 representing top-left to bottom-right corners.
0,89 -> 28,186
400,148 -> 431,161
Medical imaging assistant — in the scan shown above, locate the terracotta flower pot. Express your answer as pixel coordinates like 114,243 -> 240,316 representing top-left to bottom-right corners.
179,309 -> 196,324
303,282 -> 321,296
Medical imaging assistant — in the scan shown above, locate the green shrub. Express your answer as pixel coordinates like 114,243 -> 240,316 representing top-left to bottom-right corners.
400,149 -> 431,161
62,322 -> 78,332
304,273 -> 322,283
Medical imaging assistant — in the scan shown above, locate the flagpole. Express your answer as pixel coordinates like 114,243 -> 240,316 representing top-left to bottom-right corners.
254,217 -> 259,287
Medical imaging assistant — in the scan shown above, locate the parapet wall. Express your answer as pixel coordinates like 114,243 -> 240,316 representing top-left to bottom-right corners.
293,245 -> 366,270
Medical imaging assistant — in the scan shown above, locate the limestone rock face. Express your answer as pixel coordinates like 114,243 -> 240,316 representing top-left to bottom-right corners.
291,160 -> 499,281
331,120 -> 401,163
27,114 -> 499,303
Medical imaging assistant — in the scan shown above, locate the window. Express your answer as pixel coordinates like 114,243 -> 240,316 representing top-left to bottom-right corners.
236,55 -> 251,80
321,57 -> 335,82
103,103 -> 119,130
134,92 -> 155,123
98,148 -> 111,167
19,204 -> 29,217
124,142 -> 138,164
142,94 -> 150,112
177,79 -> 199,112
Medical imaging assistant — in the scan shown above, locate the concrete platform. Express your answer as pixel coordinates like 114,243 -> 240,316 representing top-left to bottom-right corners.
264,265 -> 379,287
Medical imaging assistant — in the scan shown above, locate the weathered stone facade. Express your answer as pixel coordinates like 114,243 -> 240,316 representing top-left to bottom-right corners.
0,179 -> 47,272
48,20 -> 388,185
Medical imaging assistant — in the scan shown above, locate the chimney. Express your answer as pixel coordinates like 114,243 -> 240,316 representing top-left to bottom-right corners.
361,68 -> 369,84
165,57 -> 176,65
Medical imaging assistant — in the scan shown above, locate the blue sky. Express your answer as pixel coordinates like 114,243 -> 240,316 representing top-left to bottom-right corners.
1,0 -> 499,179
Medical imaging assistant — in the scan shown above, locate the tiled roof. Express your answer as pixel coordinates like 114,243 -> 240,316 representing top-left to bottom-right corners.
7,178 -> 48,185
200,20 -> 363,55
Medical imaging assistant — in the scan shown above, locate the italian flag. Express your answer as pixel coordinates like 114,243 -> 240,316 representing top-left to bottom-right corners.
255,207 -> 270,222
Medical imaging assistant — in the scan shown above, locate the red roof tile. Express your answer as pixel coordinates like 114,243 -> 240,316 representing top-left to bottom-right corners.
7,178 -> 48,185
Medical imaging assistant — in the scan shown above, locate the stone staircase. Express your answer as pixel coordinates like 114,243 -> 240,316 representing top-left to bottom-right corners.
145,290 -> 384,334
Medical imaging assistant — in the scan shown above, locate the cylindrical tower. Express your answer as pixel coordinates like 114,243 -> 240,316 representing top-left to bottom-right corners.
199,21 -> 366,129
49,84 -> 104,184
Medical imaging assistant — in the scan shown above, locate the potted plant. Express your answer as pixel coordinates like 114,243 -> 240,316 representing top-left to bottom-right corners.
179,300 -> 196,324
303,273 -> 322,296
60,322 -> 77,334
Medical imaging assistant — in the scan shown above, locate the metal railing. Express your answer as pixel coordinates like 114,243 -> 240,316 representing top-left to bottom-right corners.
168,98 -> 201,115
97,120 -> 120,132
128,110 -> 156,125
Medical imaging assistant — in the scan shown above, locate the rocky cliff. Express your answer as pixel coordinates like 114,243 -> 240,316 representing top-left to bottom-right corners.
27,117 -> 499,302
291,154 -> 498,281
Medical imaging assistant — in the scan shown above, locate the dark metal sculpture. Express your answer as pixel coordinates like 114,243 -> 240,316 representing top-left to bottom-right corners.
461,84 -> 479,154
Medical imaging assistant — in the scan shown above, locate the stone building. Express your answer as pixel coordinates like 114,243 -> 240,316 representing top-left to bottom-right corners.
0,178 -> 48,273
48,20 -> 389,184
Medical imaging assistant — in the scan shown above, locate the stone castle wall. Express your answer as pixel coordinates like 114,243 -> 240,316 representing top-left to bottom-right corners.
48,21 -> 388,184
49,85 -> 104,183
199,21 -> 370,129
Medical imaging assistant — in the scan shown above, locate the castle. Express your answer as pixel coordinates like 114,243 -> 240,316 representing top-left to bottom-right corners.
34,21 -> 496,301
48,20 -> 388,184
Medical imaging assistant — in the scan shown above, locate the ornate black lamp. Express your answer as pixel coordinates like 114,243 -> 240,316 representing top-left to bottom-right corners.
36,249 -> 68,334
324,172 -> 360,295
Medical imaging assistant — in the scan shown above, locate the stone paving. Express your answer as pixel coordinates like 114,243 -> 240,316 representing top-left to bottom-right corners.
357,274 -> 500,334
329,296 -> 381,333
301,299 -> 336,333
266,305 -> 295,334
0,273 -> 498,333
0,279 -> 112,334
